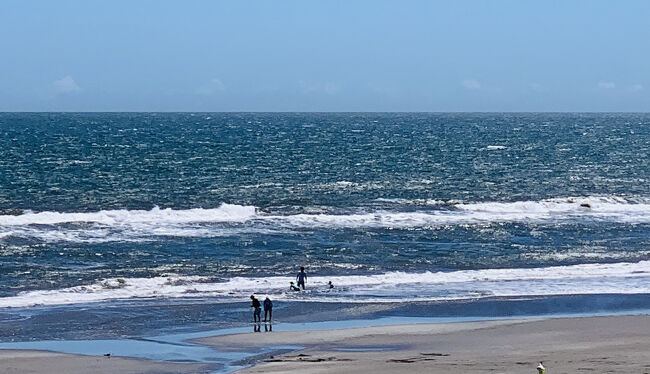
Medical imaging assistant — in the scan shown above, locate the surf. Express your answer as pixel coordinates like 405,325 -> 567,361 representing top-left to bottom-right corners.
1,196 -> 649,243
2,260 -> 648,308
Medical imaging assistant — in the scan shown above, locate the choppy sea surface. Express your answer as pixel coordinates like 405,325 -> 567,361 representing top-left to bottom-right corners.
1,112 -> 649,341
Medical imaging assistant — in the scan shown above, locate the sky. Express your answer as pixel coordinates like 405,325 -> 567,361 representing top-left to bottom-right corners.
1,0 -> 649,112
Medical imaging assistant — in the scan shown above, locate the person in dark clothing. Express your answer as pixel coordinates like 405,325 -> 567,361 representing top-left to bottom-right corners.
328,280 -> 334,289
263,297 -> 273,322
296,266 -> 307,290
289,282 -> 301,291
250,295 -> 261,323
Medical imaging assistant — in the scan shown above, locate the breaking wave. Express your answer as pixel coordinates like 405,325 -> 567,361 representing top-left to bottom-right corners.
1,260 -> 649,308
0,204 -> 257,226
1,196 -> 649,243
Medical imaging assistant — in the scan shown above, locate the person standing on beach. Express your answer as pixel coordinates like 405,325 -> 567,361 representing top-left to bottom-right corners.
263,296 -> 273,322
296,266 -> 307,290
250,295 -> 261,323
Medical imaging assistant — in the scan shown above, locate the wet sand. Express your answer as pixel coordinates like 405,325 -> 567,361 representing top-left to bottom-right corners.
197,315 -> 650,374
0,349 -> 216,374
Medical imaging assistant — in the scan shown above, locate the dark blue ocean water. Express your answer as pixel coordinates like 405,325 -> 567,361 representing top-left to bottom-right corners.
0,113 -> 649,335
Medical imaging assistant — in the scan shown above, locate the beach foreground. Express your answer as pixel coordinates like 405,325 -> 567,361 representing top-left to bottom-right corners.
0,349 -> 215,374
0,315 -> 648,374
197,315 -> 649,374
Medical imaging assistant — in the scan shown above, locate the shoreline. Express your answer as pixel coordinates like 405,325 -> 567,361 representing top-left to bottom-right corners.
0,313 -> 648,373
4,292 -> 649,343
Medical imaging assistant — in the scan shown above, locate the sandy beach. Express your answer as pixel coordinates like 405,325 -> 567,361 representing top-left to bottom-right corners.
197,315 -> 650,374
0,314 -> 648,373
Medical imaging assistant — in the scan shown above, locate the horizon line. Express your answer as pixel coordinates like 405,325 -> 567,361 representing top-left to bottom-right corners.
2,111 -> 650,114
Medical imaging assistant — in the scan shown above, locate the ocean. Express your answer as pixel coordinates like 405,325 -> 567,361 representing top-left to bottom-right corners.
1,112 -> 649,341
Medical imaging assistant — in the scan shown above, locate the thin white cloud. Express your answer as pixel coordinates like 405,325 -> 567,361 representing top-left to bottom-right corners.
628,84 -> 644,92
298,80 -> 319,93
461,79 -> 481,90
597,81 -> 616,89
323,82 -> 341,95
53,76 -> 81,94
298,80 -> 341,94
195,78 -> 226,95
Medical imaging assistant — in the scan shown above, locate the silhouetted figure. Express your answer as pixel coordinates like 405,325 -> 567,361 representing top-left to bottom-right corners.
264,322 -> 272,332
296,266 -> 307,290
250,295 -> 261,323
263,297 -> 273,322
289,281 -> 301,291
328,280 -> 334,289
254,323 -> 261,332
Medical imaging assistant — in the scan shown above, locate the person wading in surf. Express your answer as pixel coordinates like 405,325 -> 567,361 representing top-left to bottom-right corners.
296,266 -> 307,290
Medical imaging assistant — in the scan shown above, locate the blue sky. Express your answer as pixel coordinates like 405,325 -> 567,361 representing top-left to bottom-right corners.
1,0 -> 649,111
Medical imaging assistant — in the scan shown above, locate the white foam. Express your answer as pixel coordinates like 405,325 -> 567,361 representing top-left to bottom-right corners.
374,198 -> 446,205
0,203 -> 257,226
1,196 -> 649,243
455,196 -> 650,223
2,261 -> 649,308
266,196 -> 650,228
